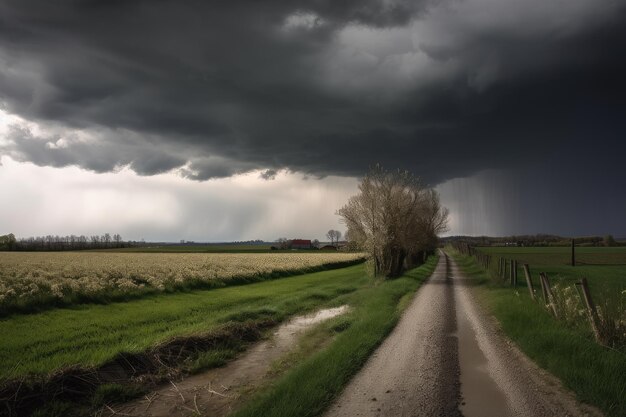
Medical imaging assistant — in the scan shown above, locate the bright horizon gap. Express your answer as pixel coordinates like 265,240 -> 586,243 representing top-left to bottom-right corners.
2,156 -> 625,241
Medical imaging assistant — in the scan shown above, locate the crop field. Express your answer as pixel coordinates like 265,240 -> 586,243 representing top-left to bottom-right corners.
0,252 -> 364,315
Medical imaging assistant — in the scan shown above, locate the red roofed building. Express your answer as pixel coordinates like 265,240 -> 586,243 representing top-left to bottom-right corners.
291,239 -> 312,249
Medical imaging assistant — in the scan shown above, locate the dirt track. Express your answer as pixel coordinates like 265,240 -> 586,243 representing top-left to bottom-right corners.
325,251 -> 602,417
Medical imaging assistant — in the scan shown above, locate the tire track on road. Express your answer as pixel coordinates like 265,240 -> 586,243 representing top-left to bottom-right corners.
326,252 -> 602,417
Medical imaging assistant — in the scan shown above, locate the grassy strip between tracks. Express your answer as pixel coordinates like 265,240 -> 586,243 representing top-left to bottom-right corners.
448,248 -> 626,417
231,255 -> 439,417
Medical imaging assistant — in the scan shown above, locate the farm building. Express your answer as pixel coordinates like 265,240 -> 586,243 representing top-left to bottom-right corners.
291,239 -> 312,249
319,245 -> 337,251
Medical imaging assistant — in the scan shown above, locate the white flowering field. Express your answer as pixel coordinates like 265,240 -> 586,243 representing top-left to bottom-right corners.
0,252 -> 364,313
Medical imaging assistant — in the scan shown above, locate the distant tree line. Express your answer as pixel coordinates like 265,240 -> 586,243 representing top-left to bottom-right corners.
442,234 -> 624,247
273,238 -> 319,250
0,233 -> 135,251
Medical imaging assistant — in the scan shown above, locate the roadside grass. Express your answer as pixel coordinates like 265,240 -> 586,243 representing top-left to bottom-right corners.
0,264 -> 369,380
448,249 -> 626,417
231,255 -> 439,417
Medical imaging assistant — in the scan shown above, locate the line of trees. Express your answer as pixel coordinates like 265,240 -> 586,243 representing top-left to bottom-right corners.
0,233 -> 134,251
274,238 -> 321,250
338,165 -> 449,277
442,234 -> 624,247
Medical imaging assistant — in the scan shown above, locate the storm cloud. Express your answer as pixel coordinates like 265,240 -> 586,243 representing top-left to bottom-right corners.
1,0 -> 625,186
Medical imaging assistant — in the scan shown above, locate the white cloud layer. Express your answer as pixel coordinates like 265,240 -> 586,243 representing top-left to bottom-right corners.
0,156 -> 359,241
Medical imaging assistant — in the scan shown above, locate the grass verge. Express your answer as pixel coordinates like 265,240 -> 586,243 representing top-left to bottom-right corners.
448,248 -> 626,417
230,255 -> 439,417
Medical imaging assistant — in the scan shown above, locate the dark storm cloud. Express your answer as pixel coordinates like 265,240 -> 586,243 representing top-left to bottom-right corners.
1,0 -> 625,186
259,169 -> 279,180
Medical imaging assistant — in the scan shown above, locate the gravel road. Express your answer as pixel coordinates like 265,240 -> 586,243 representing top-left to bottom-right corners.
325,251 -> 602,417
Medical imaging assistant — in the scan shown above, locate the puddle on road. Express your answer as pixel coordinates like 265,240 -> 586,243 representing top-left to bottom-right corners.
453,267 -> 512,417
110,305 -> 349,417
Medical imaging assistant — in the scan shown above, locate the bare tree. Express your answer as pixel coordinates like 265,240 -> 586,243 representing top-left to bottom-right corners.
326,229 -> 342,246
0,233 -> 16,250
276,237 -> 290,250
337,165 -> 448,277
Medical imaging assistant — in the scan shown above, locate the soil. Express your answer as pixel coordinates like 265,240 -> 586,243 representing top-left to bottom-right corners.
106,306 -> 349,417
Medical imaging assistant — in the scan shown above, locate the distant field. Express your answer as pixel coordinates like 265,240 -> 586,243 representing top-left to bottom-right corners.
478,246 -> 626,299
103,244 -> 275,253
0,252 -> 364,315
480,246 -> 626,265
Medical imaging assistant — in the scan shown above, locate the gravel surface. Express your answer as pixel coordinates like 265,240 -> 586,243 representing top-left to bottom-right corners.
325,252 -> 461,417
325,252 -> 603,417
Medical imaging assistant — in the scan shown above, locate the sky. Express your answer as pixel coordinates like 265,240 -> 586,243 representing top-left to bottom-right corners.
1,0 -> 625,241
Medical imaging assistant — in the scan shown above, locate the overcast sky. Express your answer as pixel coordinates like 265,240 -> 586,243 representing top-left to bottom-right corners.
1,0 -> 625,241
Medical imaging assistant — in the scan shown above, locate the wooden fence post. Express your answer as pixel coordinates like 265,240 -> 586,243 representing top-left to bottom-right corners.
539,272 -> 548,302
571,239 -> 576,267
522,264 -> 535,300
509,259 -> 514,286
540,273 -> 559,318
513,260 -> 518,287
577,278 -> 601,343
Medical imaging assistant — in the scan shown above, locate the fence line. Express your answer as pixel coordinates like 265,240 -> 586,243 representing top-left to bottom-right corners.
449,242 -> 610,346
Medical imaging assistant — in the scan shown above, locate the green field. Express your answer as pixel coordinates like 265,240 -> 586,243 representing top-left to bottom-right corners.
480,246 -> 626,265
478,246 -> 626,296
448,249 -> 626,417
0,257 -> 438,416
